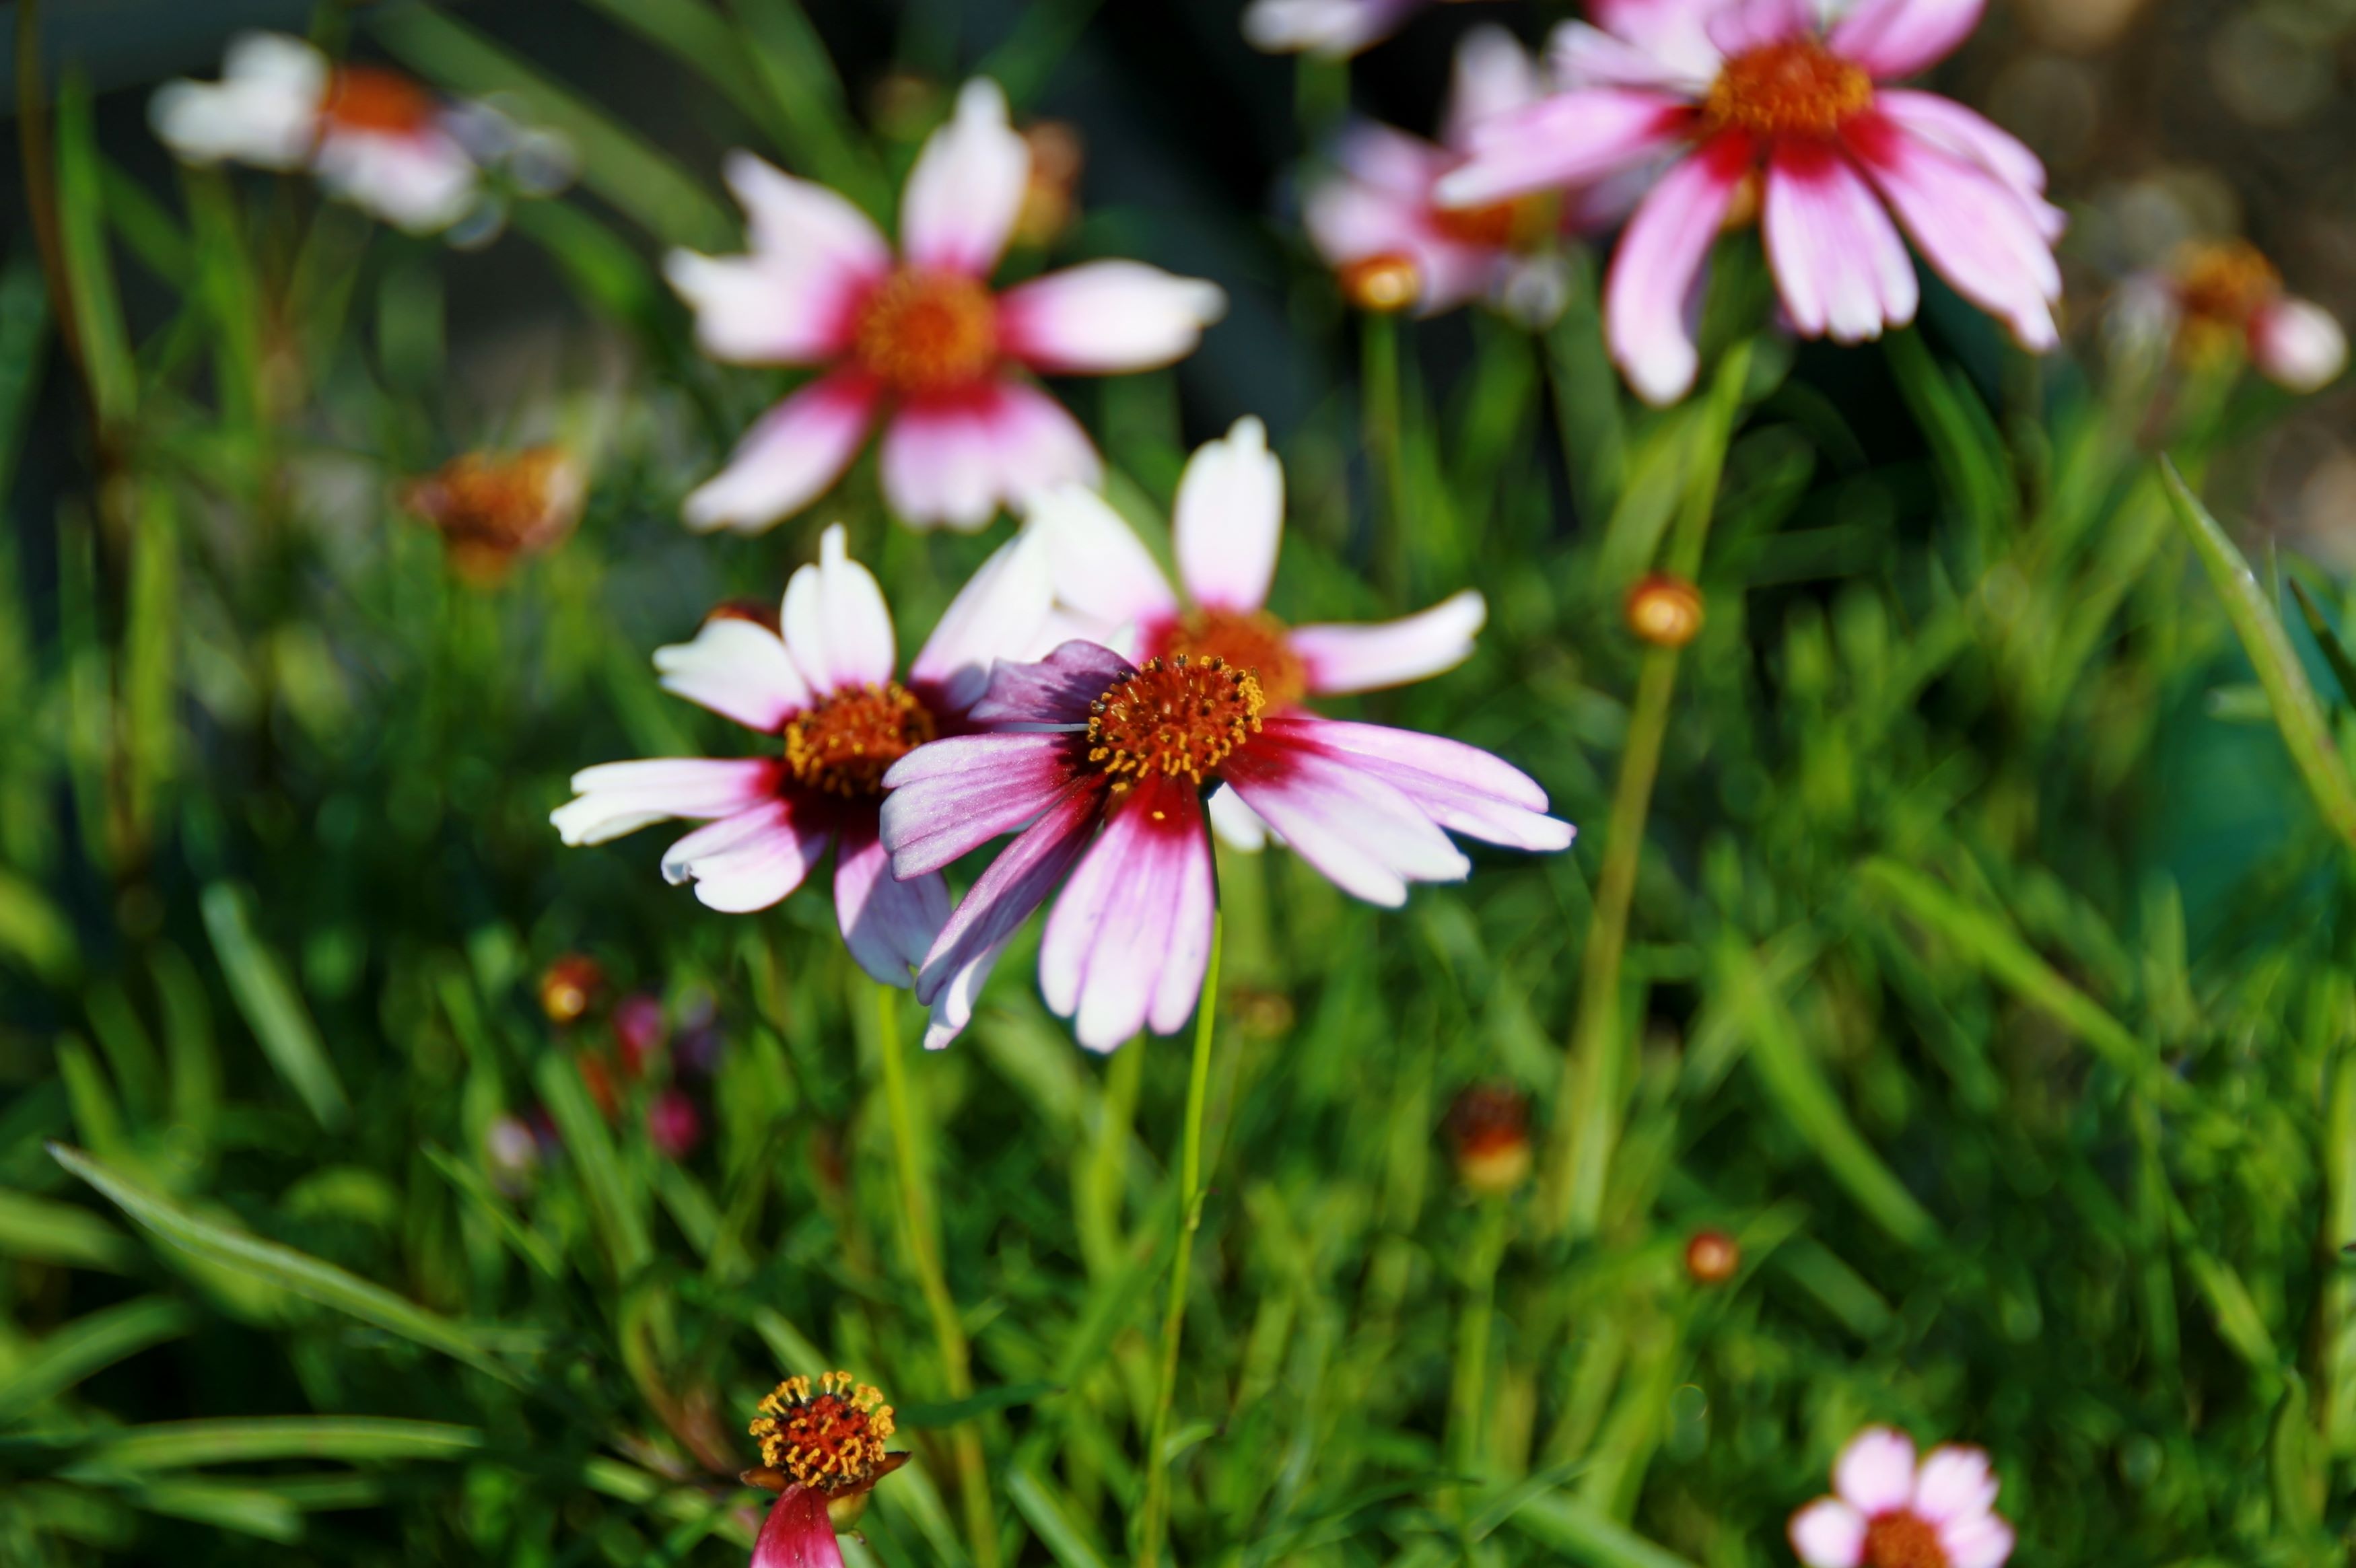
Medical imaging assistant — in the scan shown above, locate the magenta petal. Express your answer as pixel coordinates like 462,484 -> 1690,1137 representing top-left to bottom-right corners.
1605,132 -> 1754,405
1870,92 -> 2054,236
684,369 -> 881,534
998,261 -> 1226,374
751,1486 -> 845,1568
1436,89 -> 1692,209
1830,0 -> 1986,79
835,818 -> 952,986
880,732 -> 1082,878
1706,0 -> 1815,57
1762,141 -> 1918,343
880,383 -> 1101,532
1223,732 -> 1471,906
966,639 -> 1137,727
1038,777 -> 1215,1050
660,801 -> 832,914
914,779 -> 1103,1009
1267,717 -> 1572,853
1844,114 -> 2058,351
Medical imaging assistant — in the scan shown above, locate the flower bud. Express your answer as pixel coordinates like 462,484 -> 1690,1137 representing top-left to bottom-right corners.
1626,571 -> 1704,649
538,953 -> 602,1024
1446,1084 -> 1532,1197
1684,1227 -> 1740,1285
1340,252 -> 1422,314
401,445 -> 584,583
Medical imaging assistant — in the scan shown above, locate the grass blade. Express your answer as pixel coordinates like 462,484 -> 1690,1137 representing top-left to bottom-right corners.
67,1417 -> 484,1471
200,882 -> 349,1130
0,1186 -> 138,1273
1508,1489 -> 1702,1568
0,1297 -> 193,1423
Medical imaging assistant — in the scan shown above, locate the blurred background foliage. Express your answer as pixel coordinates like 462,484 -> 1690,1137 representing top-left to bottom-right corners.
2,2 -> 2356,1567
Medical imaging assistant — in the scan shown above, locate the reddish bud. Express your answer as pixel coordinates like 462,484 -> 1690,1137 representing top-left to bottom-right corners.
1340,252 -> 1422,314
1625,572 -> 1704,649
1446,1084 -> 1532,1197
1684,1227 -> 1741,1285
539,953 -> 602,1024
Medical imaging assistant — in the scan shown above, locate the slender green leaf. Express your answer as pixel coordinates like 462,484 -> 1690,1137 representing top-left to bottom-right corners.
534,1050 -> 652,1277
1508,1490 -> 1701,1568
201,882 -> 349,1129
68,1417 -> 483,1471
0,865 -> 78,983
53,73 -> 134,425
2289,579 -> 2356,711
0,1297 -> 190,1423
897,1380 -> 1059,1429
0,1186 -> 139,1273
1007,1462 -> 1110,1568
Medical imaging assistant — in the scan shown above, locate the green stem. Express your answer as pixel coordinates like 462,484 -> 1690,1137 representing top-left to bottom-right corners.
1539,343 -> 1752,1240
1446,1200 -> 1511,1488
1134,911 -> 1224,1568
1362,311 -> 1412,596
875,980 -> 998,1568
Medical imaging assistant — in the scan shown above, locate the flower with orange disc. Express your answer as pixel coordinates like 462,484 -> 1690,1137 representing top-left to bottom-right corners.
403,446 -> 586,583
742,1372 -> 909,1567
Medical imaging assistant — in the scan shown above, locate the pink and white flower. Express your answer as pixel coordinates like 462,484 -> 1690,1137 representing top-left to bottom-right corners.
1026,415 -> 1488,849
1437,0 -> 2065,404
150,32 -> 481,234
551,525 -> 1053,1022
668,79 -> 1227,535
2113,239 -> 2347,394
1789,1427 -> 2015,1568
878,638 -> 1570,1051
1305,27 -> 1568,321
1243,0 -> 1428,57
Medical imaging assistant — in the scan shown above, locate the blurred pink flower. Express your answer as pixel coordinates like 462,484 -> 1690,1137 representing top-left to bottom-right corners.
1305,27 -> 1569,321
1243,0 -> 1428,59
1439,0 -> 2065,404
151,33 -> 480,234
668,79 -> 1226,534
2114,240 -> 2347,394
878,640 -> 1570,1050
1789,1427 -> 2014,1568
647,1090 -> 703,1160
1026,417 -> 1487,850
553,524 -> 1057,1022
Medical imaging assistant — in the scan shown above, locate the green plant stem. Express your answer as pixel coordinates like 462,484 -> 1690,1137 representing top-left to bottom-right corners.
1134,911 -> 1224,1568
874,979 -> 998,1568
1540,342 -> 1752,1240
1446,1199 -> 1511,1487
1362,311 -> 1412,595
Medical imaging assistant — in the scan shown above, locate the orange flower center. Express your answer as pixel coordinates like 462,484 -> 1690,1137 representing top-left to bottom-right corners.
784,683 -> 937,798
1086,654 -> 1266,791
1153,609 -> 1307,711
749,1372 -> 898,1495
1864,1511 -> 1947,1568
401,447 -> 584,581
1431,191 -> 1551,250
2176,240 -> 2280,330
854,270 -> 1000,394
320,66 -> 440,136
1702,40 -> 1873,139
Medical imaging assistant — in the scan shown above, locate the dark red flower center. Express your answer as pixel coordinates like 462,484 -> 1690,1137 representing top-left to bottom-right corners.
749,1372 -> 897,1495
1151,609 -> 1307,711
784,682 -> 936,798
321,66 -> 439,136
854,269 -> 1000,393
1086,654 -> 1266,791
1702,40 -> 1873,139
1864,1511 -> 1947,1568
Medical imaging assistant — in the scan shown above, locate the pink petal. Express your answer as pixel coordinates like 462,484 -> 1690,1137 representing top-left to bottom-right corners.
1222,731 -> 1471,906
908,528 -> 1057,715
1833,1426 -> 1918,1515
2249,296 -> 2348,393
652,616 -> 812,732
1023,485 -> 1181,632
1870,92 -> 2062,242
999,262 -> 1227,374
683,369 -> 880,534
1175,417 -> 1286,614
1436,89 -> 1694,209
1708,0 -> 1816,57
1787,1498 -> 1868,1568
1038,777 -> 1216,1049
913,779 -> 1103,1008
965,639 -> 1138,727
313,129 -> 478,234
782,523 -> 897,695
1241,0 -> 1422,57
722,149 -> 893,280
1292,588 -> 1486,695
1937,1511 -> 2015,1568
880,383 -> 1101,532
1548,20 -> 1715,94
1273,716 -> 1574,852
751,1485 -> 845,1568
1208,783 -> 1272,851
1912,1446 -> 1999,1524
660,799 -> 832,913
1335,121 -> 1450,197
924,934 -> 1011,1049
1443,25 -> 1544,147
879,732 -> 1084,877
1844,114 -> 2058,351
900,77 -> 1027,278
1763,141 -> 1918,343
666,152 -> 887,365
1605,131 -> 1755,406
551,758 -> 780,845
1830,0 -> 1986,79
1586,0 -> 1729,81
835,818 -> 952,986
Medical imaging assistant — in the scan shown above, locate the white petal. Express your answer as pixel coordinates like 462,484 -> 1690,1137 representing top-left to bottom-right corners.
908,528 -> 1057,716
1038,779 -> 1215,1050
1241,0 -> 1420,57
1207,783 -> 1272,851
1023,484 -> 1180,631
1787,1499 -> 1867,1568
683,369 -> 881,534
1291,590 -> 1486,696
723,149 -> 893,276
1222,733 -> 1470,906
1762,142 -> 1918,343
1912,1446 -> 1999,1524
835,823 -> 951,987
1444,26 -> 1545,147
551,758 -> 778,845
1174,416 -> 1285,613
1938,1512 -> 2015,1568
879,384 -> 1101,532
1605,134 -> 1754,406
782,524 -> 897,696
1833,1427 -> 1918,1515
2250,296 -> 2347,394
661,802 -> 831,913
900,78 -> 1027,278
653,616 -> 812,732
149,33 -> 324,170
662,252 -> 865,365
313,129 -> 479,233
998,262 -> 1226,373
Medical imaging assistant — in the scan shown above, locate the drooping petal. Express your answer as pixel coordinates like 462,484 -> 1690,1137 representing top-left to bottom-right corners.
1937,1511 -> 2016,1568
782,523 -> 897,696
1222,732 -> 1471,906
1021,485 -> 1181,631
965,639 -> 1138,728
551,758 -> 780,845
1912,1446 -> 1999,1525
2248,296 -> 2348,393
1291,589 -> 1486,695
313,129 -> 479,234
724,149 -> 894,278
1038,777 -> 1216,1050
1707,0 -> 1817,57
924,934 -> 1012,1050
879,383 -> 1101,532
1786,1498 -> 1869,1568
150,32 -> 324,169
652,616 -> 812,732
1548,21 -> 1714,94
915,779 -> 1103,1009
999,262 -> 1228,374
880,732 -> 1084,876
1208,783 -> 1273,851
1174,417 -> 1286,614
660,799 -> 832,913
751,1485 -> 845,1568
1605,132 -> 1754,406
1832,1427 -> 1918,1515
1830,0 -> 1986,80
1241,0 -> 1422,58
900,77 -> 1028,279
909,528 -> 1057,716
1271,717 -> 1574,852
683,369 -> 882,534
1845,114 -> 2058,351
1586,0 -> 1727,82
835,818 -> 952,986
1436,89 -> 1693,209
1444,25 -> 1544,147
1869,91 -> 2058,239
1762,141 -> 1919,343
